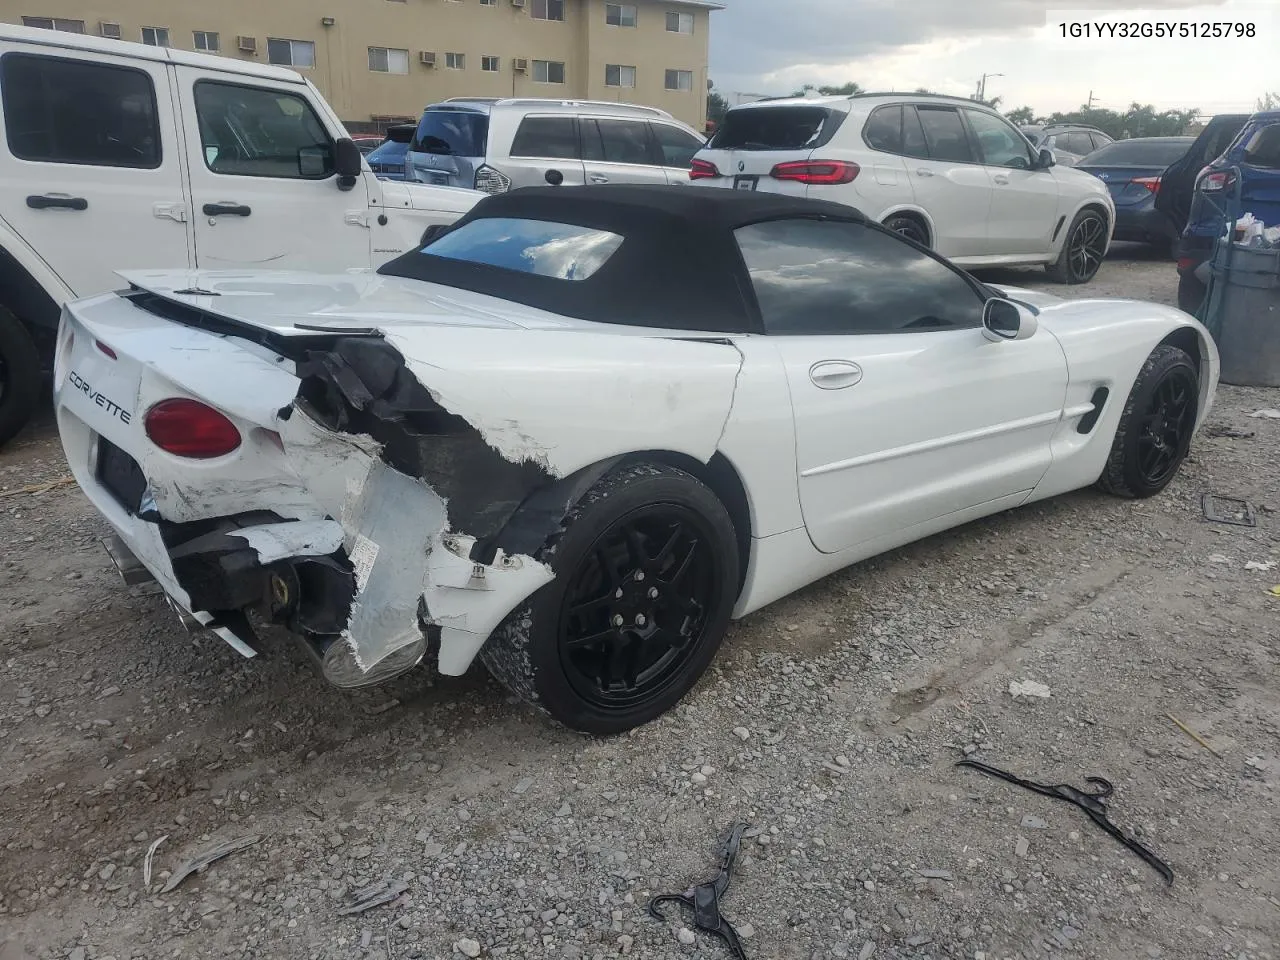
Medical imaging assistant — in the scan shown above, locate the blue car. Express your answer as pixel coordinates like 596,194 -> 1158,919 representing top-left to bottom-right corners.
363,123 -> 417,181
1174,109 -> 1280,311
1075,136 -> 1194,250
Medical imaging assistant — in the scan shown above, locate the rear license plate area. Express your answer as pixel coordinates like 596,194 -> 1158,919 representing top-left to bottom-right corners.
97,437 -> 147,514
733,175 -> 758,191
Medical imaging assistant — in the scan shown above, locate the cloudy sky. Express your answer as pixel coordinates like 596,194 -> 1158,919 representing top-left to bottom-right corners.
708,0 -> 1278,117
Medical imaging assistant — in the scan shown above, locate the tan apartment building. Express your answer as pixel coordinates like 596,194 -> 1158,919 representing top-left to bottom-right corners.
5,0 -> 722,131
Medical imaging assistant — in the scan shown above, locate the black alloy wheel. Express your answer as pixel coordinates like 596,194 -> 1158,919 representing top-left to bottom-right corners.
1134,366 -> 1199,489
480,461 -> 739,735
558,504 -> 720,710
1047,209 -> 1108,284
1096,345 -> 1200,498
884,215 -> 930,247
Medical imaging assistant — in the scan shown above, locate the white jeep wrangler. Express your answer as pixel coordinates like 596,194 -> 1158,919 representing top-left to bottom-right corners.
0,23 -> 482,446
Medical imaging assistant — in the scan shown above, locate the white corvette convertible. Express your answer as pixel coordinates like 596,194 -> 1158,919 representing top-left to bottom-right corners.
54,185 -> 1217,734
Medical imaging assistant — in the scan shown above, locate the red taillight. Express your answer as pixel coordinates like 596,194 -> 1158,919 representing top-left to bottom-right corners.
1198,169 -> 1236,193
1131,176 -> 1160,195
145,398 -> 241,459
689,158 -> 720,180
769,159 -> 860,185
1177,257 -> 1197,270
95,339 -> 117,359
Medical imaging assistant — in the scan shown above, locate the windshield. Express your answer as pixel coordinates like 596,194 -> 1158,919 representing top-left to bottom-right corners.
1082,138 -> 1193,166
707,106 -> 840,151
366,139 -> 408,164
412,109 -> 489,156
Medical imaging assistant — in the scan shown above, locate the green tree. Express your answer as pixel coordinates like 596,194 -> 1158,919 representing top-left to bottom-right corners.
1040,101 -> 1197,139
1258,91 -> 1280,111
790,81 -> 864,97
1004,106 -> 1038,125
707,80 -> 729,125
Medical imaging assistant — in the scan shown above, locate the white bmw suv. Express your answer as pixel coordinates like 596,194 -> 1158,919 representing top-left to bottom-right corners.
692,93 -> 1116,284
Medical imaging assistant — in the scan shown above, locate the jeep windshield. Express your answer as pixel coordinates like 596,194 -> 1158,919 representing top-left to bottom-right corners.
412,110 -> 488,156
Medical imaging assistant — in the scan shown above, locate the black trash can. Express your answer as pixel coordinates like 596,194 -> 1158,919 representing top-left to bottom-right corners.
1209,243 -> 1280,387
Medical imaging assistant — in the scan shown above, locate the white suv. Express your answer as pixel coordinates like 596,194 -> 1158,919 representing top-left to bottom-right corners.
691,93 -> 1116,284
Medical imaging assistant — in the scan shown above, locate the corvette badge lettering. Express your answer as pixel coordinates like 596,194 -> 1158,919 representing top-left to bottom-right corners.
69,371 -> 132,425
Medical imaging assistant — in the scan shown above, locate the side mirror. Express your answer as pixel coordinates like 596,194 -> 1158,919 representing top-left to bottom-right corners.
334,137 -> 363,191
545,168 -> 564,186
297,145 -> 332,179
982,297 -> 1038,342
1037,147 -> 1056,169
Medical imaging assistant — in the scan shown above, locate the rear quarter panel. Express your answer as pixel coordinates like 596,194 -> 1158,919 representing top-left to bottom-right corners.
1030,298 -> 1218,500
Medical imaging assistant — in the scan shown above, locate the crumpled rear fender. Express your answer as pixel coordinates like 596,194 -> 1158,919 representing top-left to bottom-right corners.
279,327 -> 745,675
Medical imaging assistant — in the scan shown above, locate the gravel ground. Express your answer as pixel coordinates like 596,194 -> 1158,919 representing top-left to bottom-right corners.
2,245 -> 1278,960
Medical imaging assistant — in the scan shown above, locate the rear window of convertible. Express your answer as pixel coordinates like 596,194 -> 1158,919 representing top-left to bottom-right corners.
422,217 -> 624,280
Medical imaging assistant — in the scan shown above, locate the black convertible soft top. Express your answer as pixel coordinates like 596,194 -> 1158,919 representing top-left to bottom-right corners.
376,185 -> 868,334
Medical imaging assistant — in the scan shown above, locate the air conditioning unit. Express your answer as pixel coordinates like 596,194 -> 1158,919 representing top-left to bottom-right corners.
512,58 -> 528,72
419,51 -> 436,66
99,21 -> 121,39
511,0 -> 525,7
237,35 -> 257,53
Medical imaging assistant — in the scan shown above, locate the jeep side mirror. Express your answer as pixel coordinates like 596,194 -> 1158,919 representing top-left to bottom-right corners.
334,137 -> 362,191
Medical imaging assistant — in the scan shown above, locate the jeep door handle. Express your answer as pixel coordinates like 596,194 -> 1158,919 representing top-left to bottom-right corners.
27,194 -> 87,211
203,202 -> 252,217
809,360 -> 864,390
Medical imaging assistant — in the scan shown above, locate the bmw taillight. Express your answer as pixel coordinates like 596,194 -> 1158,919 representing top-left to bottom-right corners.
769,160 -> 860,185
1131,176 -> 1160,194
473,164 -> 511,195
689,158 -> 721,180
1198,169 -> 1236,193
145,398 -> 241,459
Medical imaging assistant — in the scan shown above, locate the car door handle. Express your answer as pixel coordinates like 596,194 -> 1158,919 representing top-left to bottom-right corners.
589,175 -> 610,184
27,194 -> 87,211
809,360 -> 864,390
203,202 -> 252,217
915,168 -> 934,178
994,174 -> 1010,185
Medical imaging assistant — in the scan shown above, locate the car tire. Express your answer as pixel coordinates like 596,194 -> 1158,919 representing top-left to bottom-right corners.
883,215 -> 930,247
1045,208 -> 1108,284
1177,270 -> 1207,315
1095,344 -> 1199,499
0,306 -> 42,449
480,461 -> 739,736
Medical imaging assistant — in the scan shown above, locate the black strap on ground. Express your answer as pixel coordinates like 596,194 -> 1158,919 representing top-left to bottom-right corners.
956,759 -> 1174,885
648,821 -> 750,959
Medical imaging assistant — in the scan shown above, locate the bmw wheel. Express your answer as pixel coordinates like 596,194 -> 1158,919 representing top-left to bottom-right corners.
1046,208 -> 1108,284
883,215 -> 930,247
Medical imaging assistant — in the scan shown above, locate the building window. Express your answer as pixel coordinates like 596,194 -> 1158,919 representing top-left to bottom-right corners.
21,16 -> 85,32
605,64 -> 636,88
480,0 -> 497,5
482,55 -> 500,72
193,31 -> 219,52
532,59 -> 566,84
445,52 -> 466,70
665,11 -> 694,34
141,26 -> 170,46
606,3 -> 638,26
267,38 -> 316,68
531,0 -> 566,21
664,69 -> 694,91
369,47 -> 410,74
